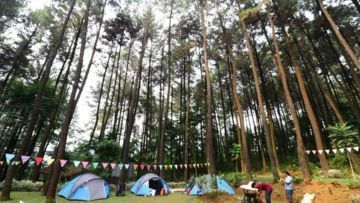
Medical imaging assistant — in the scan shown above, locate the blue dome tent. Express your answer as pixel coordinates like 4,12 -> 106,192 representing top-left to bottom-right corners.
185,176 -> 235,196
58,173 -> 111,201
130,173 -> 169,196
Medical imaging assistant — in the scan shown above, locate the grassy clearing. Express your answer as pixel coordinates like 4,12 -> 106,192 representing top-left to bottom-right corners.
313,177 -> 360,184
1,192 -> 201,203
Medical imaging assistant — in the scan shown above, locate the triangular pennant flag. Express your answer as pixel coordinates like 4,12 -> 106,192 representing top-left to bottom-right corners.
174,165 -> 178,169
312,150 -> 317,155
21,156 -> 31,164
354,146 -> 359,152
153,165 -> 158,170
339,148 -> 345,153
102,162 -> 109,169
35,157 -> 43,165
60,159 -> 68,167
332,149 -> 338,153
5,153 -> 15,162
147,165 -> 151,171
318,150 -> 323,154
73,161 -> 80,167
180,164 -> 183,169
159,165 -> 163,170
169,165 -> 173,169
347,147 -> 352,152
189,164 -> 193,169
306,150 -> 310,154
118,164 -> 123,169
82,161 -> 89,169
184,164 -> 188,169
200,163 -> 203,167
0,161 -> 3,166
140,164 -> 145,170
12,162 -> 16,165
125,164 -> 130,169
110,163 -> 116,170
6,160 -> 11,165
164,165 -> 168,170
325,150 -> 330,154
15,161 -> 20,165
92,162 -> 99,168
46,159 -> 55,165
133,164 -> 138,170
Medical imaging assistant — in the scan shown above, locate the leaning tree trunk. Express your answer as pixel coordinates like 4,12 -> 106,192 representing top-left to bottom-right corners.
241,19 -> 279,179
0,1 -> 76,200
199,0 -> 216,175
315,0 -> 360,69
284,30 -> 330,176
45,1 -> 90,202
267,11 -> 311,180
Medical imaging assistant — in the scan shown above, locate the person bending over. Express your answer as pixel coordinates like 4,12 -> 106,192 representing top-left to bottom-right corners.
251,181 -> 273,203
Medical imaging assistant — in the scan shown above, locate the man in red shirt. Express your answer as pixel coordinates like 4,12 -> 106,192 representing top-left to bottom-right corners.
251,182 -> 273,203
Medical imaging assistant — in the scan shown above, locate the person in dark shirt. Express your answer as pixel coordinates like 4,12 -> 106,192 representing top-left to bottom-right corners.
251,181 -> 273,203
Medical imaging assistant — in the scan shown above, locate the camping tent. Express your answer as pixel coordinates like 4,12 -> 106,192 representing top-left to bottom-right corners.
58,173 -> 111,201
130,173 -> 169,196
185,176 -> 235,195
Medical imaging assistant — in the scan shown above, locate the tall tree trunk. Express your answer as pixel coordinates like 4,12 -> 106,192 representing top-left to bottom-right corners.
315,0 -> 360,69
119,17 -> 150,182
157,1 -> 174,177
199,0 -> 216,175
219,15 -> 252,178
240,19 -> 279,179
0,1 -> 76,200
45,1 -> 90,201
267,11 -> 311,180
284,31 -> 330,176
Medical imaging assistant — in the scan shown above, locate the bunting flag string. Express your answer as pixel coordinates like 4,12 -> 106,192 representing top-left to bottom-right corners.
92,162 -> 99,169
21,155 -> 30,164
73,161 -> 80,167
110,163 -> 116,170
60,159 -> 68,167
82,161 -> 89,169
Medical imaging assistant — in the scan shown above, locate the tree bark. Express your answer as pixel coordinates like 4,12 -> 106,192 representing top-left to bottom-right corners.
0,1 -> 76,200
199,0 -> 216,175
45,1 -> 90,201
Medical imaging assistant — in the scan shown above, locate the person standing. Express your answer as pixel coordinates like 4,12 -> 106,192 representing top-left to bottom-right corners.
282,171 -> 293,203
251,181 -> 273,203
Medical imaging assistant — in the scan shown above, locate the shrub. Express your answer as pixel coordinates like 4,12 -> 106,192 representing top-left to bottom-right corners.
330,153 -> 349,169
0,180 -> 43,192
328,169 -> 343,178
220,172 -> 244,187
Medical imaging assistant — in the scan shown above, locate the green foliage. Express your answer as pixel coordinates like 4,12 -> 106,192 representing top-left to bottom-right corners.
219,172 -> 244,187
0,180 -> 42,192
330,153 -> 349,169
328,123 -> 359,148
230,144 -> 241,161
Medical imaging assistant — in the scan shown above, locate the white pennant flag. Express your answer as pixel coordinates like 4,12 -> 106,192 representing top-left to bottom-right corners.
339,148 -> 345,153
346,147 -> 352,152
325,150 -> 330,154
312,150 -> 317,154
332,149 -> 338,153
306,150 -> 310,154
318,150 -> 323,154
353,146 -> 359,152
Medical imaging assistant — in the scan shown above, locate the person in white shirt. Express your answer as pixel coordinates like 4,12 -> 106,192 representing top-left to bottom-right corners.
282,171 -> 293,203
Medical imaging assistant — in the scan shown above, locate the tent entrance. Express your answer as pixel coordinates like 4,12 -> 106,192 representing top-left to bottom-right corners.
149,179 -> 163,195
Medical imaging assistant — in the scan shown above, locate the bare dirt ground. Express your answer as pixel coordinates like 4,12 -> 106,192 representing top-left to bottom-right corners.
199,180 -> 360,203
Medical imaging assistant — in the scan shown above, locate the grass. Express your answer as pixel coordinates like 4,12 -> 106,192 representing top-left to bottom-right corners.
1,192 -> 201,203
313,176 -> 360,184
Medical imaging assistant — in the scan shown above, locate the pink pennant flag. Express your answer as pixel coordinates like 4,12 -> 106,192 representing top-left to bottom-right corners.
133,164 -> 138,170
189,164 -> 193,169
306,150 -> 310,154
102,162 -> 109,169
110,163 -> 116,170
21,156 -> 31,164
82,161 -> 89,169
35,157 -> 43,165
180,164 -> 183,169
140,164 -> 145,170
60,159 -> 68,167
153,165 -> 157,170
146,165 -> 151,171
